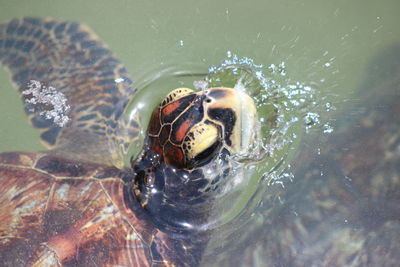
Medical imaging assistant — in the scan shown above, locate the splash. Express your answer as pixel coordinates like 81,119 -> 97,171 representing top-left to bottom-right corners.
199,52 -> 336,263
195,51 -> 334,227
206,52 -> 324,162
22,80 -> 70,127
125,52 -> 332,231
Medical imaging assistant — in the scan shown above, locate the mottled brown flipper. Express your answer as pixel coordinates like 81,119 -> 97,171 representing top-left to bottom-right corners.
0,18 -> 139,165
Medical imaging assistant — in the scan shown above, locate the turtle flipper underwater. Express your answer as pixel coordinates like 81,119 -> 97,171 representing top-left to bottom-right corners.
0,17 -> 138,166
0,18 -> 260,266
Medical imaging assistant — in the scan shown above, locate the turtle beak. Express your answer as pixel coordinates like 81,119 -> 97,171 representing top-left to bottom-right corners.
202,88 -> 260,157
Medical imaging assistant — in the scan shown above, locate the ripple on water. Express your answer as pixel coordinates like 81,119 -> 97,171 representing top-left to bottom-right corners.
121,51 -> 333,257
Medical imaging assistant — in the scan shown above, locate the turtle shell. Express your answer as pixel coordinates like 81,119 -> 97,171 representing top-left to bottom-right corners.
0,152 -> 149,266
0,151 -> 208,266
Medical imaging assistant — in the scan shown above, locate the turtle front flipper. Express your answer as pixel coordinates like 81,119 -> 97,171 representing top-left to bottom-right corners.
0,18 -> 138,166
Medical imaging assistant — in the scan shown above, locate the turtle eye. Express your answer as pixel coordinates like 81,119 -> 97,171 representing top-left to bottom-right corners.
182,122 -> 222,168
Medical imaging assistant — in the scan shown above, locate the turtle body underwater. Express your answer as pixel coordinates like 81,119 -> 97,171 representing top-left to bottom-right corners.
204,47 -> 400,265
0,18 -> 260,266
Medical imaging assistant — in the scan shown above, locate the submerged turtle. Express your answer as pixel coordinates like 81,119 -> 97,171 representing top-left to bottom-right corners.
202,46 -> 400,265
0,18 -> 260,266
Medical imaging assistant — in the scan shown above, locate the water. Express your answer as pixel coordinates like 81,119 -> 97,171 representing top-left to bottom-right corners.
1,0 -> 400,266
1,0 -> 399,151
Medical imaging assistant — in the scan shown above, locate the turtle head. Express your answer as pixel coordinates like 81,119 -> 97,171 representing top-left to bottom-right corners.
131,87 -> 259,229
146,87 -> 259,169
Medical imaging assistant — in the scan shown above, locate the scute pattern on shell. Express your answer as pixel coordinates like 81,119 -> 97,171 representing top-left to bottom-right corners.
0,152 -> 181,266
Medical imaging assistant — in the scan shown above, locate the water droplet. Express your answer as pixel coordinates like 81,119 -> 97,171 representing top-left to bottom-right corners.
323,122 -> 334,133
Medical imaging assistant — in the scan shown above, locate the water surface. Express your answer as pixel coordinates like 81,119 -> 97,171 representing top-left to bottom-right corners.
1,0 -> 399,266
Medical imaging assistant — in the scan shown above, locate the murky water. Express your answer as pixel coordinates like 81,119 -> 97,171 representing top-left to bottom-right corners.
1,0 -> 399,266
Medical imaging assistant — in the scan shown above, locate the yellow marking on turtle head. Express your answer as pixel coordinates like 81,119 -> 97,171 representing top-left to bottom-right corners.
184,122 -> 219,162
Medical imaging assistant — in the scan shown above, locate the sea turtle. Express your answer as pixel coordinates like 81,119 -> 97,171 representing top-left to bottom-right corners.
0,18 -> 260,266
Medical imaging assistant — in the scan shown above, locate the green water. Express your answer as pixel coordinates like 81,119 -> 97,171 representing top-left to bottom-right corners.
1,0 -> 400,152
1,0 -> 400,265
